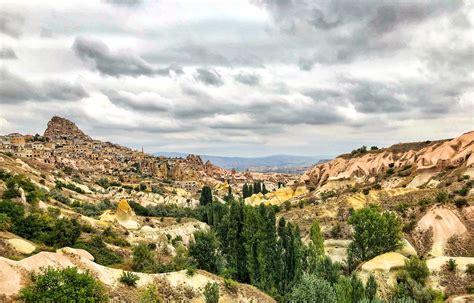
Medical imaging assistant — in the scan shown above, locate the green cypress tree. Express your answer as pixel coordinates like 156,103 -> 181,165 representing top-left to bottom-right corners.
308,220 -> 325,273
199,186 -> 213,206
253,182 -> 258,194
365,274 -> 377,301
242,184 -> 248,198
262,183 -> 268,194
350,274 -> 365,303
225,185 -> 233,202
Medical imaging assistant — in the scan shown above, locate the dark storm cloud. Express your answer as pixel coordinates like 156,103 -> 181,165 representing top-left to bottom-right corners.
0,69 -> 88,103
103,89 -> 169,112
0,12 -> 24,38
256,0 -> 467,69
0,47 -> 17,59
193,68 -> 224,86
72,37 -> 182,77
234,72 -> 260,86
347,80 -> 405,114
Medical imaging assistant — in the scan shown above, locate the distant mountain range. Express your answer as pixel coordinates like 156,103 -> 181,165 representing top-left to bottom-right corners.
154,152 -> 331,174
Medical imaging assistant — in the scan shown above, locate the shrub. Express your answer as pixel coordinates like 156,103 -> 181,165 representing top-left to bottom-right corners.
186,265 -> 197,277
96,178 -> 110,189
0,213 -> 12,231
119,271 -> 140,287
189,230 -> 223,274
466,264 -> 474,275
454,198 -> 468,208
298,200 -> 304,208
456,187 -> 469,197
204,282 -> 219,303
55,180 -> 85,194
224,278 -> 238,293
435,191 -> 448,203
0,199 -> 24,224
74,236 -> 123,266
19,267 -> 107,302
132,243 -> 156,273
446,258 -> 457,271
329,223 -> 343,238
13,214 -> 81,248
313,256 -> 342,285
363,188 -> 370,195
404,257 -> 429,284
386,168 -> 395,176
139,283 -> 161,303
288,275 -> 336,302
320,190 -> 336,201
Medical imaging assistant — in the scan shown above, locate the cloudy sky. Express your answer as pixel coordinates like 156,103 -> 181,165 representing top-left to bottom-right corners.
0,0 -> 473,157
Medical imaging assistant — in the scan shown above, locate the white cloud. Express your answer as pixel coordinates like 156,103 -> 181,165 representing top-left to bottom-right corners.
0,0 -> 472,156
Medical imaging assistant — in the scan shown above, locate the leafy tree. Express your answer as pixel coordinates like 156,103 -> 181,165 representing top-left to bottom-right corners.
132,243 -> 156,273
204,282 -> 219,303
0,199 -> 24,224
13,213 -> 81,248
200,186 -> 213,206
20,267 -> 107,302
308,220 -> 325,272
0,213 -> 11,231
348,205 -> 402,267
313,256 -> 342,286
189,230 -> 222,274
45,218 -> 81,248
287,274 -> 336,303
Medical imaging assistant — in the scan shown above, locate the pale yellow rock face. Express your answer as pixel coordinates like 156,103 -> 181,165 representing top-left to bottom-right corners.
244,186 -> 309,206
324,239 -> 351,264
361,252 -> 407,272
7,238 -> 36,254
426,256 -> 474,273
396,239 -> 417,257
99,199 -> 140,230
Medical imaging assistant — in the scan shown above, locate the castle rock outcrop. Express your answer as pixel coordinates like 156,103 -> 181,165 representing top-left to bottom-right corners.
44,116 -> 92,141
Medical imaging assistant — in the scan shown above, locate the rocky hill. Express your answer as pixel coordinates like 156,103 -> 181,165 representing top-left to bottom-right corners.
301,131 -> 474,188
44,116 -> 92,141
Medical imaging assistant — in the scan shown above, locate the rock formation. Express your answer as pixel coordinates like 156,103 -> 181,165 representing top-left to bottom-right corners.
43,116 -> 92,141
302,131 -> 474,187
